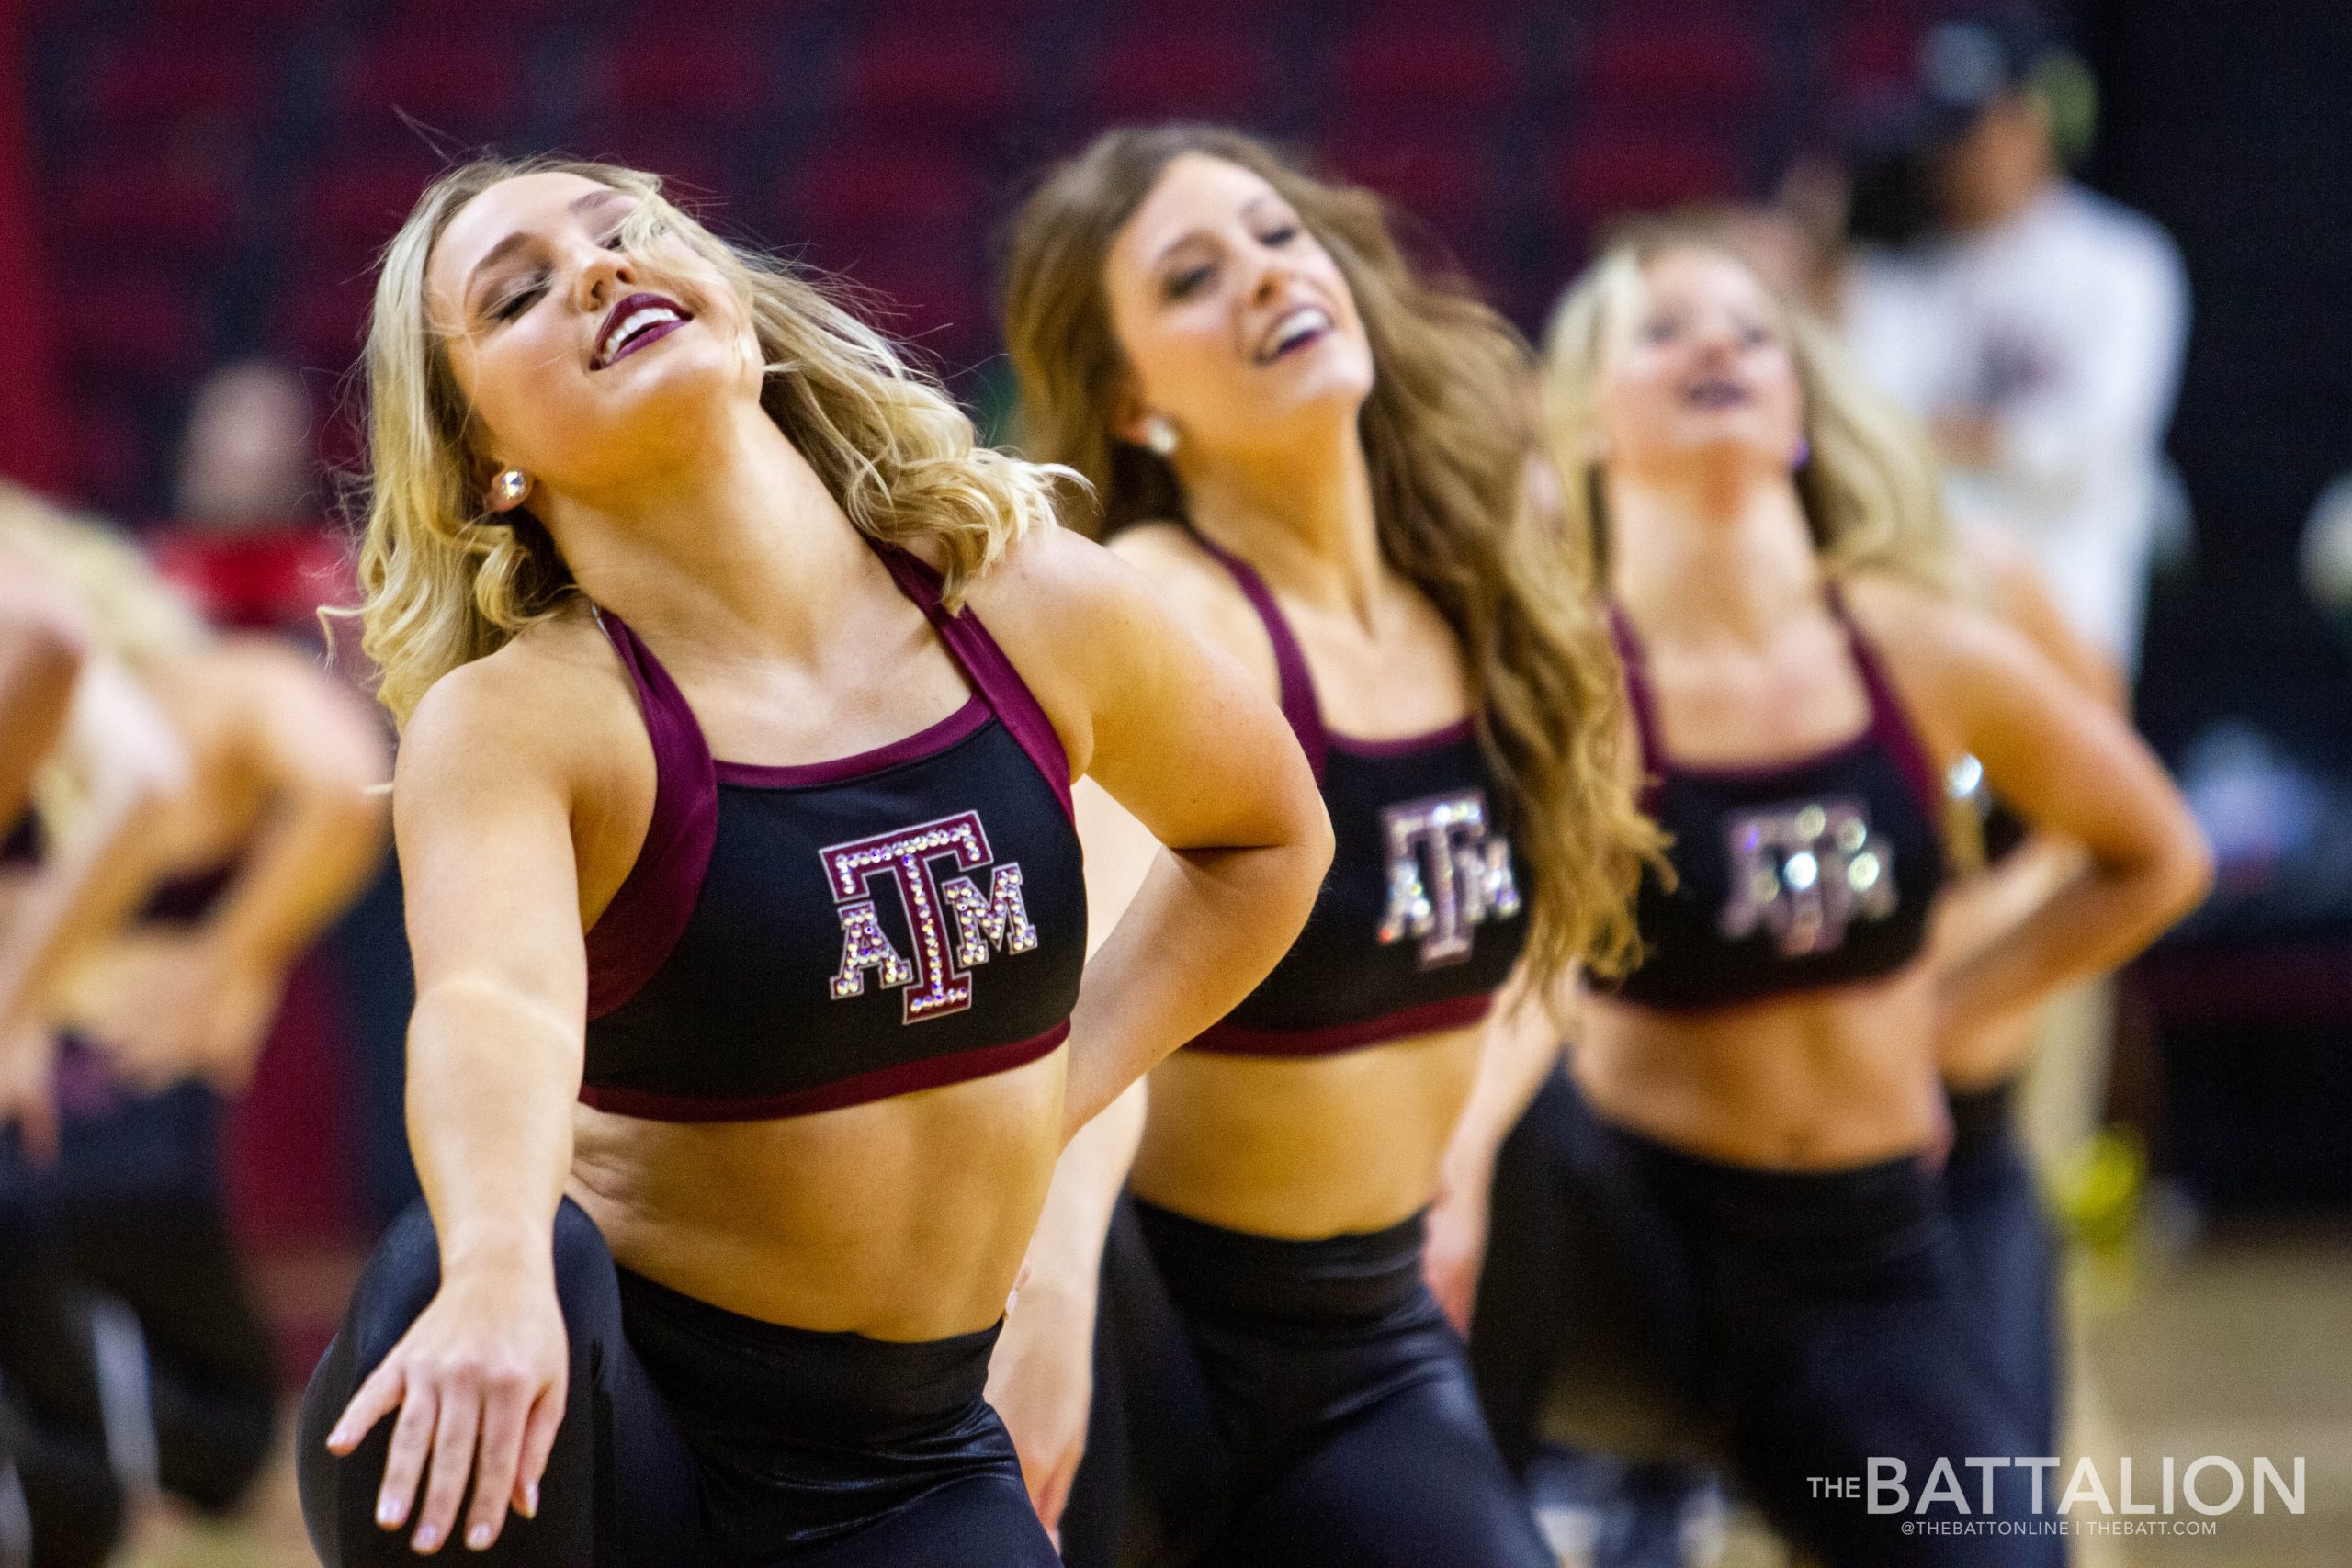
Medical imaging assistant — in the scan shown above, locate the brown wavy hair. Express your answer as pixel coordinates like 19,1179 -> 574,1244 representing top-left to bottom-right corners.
1001,125 -> 1657,984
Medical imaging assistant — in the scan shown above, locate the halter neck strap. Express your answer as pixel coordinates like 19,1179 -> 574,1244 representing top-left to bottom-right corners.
1184,528 -> 1328,783
1823,580 -> 1942,821
1606,602 -> 1666,791
866,538 -> 1074,819
582,604 -> 719,1021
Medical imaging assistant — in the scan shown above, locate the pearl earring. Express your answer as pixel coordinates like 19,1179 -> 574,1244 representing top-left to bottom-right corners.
492,468 -> 531,506
1142,416 -> 1179,458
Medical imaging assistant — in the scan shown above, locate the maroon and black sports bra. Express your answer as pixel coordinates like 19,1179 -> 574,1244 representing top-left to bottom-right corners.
1182,535 -> 1531,1057
577,539 -> 1087,1121
1604,585 -> 1949,1012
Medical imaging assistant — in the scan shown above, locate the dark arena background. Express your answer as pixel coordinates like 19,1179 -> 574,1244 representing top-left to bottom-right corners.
3,0 -> 2349,1563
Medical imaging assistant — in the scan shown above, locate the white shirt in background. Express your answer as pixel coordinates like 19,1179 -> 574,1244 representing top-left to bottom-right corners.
1846,183 -> 2190,673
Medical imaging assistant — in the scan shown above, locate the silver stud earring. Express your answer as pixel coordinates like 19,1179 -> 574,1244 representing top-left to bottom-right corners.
1142,416 -> 1179,458
493,468 -> 531,506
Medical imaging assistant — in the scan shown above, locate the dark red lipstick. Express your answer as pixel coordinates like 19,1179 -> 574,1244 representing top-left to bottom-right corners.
593,292 -> 692,370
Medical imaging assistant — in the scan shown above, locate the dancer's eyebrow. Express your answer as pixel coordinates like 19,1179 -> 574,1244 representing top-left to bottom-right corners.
465,189 -> 634,313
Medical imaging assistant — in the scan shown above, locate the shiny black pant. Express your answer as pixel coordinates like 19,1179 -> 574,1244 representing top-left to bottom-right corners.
299,1198 -> 1057,1566
1472,1071 -> 2065,1568
1942,1078 -> 2061,1458
1064,1196 -> 1553,1568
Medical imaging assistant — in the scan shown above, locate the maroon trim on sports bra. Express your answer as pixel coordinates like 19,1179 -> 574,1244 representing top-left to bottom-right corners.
583,607 -> 720,1023
710,696 -> 989,788
1824,581 -> 1944,823
1187,532 -> 1482,780
1606,603 -> 1667,807
1606,588 -> 1943,819
577,1018 -> 1069,1122
1184,530 -> 1329,783
869,541 -> 1075,820
1186,993 -> 1496,1058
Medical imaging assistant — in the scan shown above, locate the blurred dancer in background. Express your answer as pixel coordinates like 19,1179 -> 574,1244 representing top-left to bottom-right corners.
157,355 -> 423,1231
0,483 -> 389,1567
1484,205 -> 2141,1565
1436,229 -> 2208,1567
996,126 -> 1654,1566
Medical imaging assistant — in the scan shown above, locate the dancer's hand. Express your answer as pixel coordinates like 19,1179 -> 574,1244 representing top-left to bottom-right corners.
325,1260 -> 569,1555
986,1270 -> 1096,1544
1424,1154 -> 1492,1336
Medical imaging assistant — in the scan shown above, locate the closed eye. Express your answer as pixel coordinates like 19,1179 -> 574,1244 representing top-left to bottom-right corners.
490,276 -> 547,322
1165,262 -> 1215,300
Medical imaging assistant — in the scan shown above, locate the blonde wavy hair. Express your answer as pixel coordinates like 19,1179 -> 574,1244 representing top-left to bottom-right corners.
1539,221 -> 1957,592
0,481 -> 209,671
356,156 -> 1066,726
1001,125 -> 1657,983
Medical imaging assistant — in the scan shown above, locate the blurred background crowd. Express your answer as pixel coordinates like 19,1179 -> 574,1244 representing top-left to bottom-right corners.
2,0 -> 2348,1563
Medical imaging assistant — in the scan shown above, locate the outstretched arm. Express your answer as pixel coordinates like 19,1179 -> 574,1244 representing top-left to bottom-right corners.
324,652 -> 606,1556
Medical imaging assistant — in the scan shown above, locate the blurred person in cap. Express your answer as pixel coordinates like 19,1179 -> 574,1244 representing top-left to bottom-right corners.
1844,5 -> 2188,685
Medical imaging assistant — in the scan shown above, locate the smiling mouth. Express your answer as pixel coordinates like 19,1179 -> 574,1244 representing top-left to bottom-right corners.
1255,304 -> 1333,365
592,292 -> 693,370
1681,378 -> 1752,409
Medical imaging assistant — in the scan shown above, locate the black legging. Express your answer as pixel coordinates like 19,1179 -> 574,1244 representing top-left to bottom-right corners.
1942,1078 -> 2061,1458
1469,1070 -> 1707,1477
0,1071 -> 278,1568
1063,1196 -> 1553,1568
300,1198 -> 1058,1567
1473,1070 -> 2065,1568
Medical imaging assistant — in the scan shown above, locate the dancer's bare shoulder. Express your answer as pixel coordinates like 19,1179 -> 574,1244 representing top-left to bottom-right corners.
397,605 -> 657,911
1104,522 -> 1281,691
